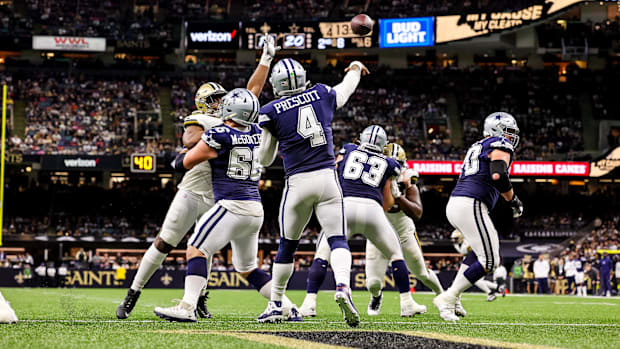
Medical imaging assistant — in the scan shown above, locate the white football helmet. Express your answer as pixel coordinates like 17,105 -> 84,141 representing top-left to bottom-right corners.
483,112 -> 520,147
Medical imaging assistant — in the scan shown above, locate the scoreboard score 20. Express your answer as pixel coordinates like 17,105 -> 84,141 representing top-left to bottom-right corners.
242,21 -> 376,50
131,154 -> 156,173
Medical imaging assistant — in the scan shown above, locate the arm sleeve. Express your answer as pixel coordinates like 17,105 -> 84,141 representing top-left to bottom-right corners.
257,127 -> 279,167
330,69 -> 362,109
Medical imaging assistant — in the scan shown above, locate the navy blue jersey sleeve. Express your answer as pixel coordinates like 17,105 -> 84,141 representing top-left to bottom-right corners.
201,127 -> 230,157
258,104 -> 276,135
488,136 -> 515,155
342,143 -> 357,154
316,83 -> 337,112
387,158 -> 402,178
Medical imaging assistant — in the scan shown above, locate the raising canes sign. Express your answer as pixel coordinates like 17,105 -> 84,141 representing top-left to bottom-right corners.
32,36 -> 106,52
435,0 -> 584,43
407,160 -> 590,177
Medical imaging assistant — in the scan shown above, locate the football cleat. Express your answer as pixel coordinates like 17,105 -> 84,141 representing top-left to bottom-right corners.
400,298 -> 427,317
367,292 -> 383,316
286,305 -> 303,322
299,297 -> 317,317
487,292 -> 497,302
0,292 -> 18,324
433,293 -> 459,322
257,301 -> 283,323
116,289 -> 141,319
334,284 -> 360,328
455,297 -> 467,317
196,292 -> 212,319
154,300 -> 197,322
499,285 -> 507,297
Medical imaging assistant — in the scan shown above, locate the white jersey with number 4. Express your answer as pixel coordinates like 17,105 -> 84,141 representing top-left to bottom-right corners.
177,112 -> 223,198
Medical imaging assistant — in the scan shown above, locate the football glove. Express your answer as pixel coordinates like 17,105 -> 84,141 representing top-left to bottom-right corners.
259,36 -> 280,67
509,194 -> 524,218
390,179 -> 402,199
346,61 -> 369,75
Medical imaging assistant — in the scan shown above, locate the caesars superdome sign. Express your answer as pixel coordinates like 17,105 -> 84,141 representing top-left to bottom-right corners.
436,0 -> 585,43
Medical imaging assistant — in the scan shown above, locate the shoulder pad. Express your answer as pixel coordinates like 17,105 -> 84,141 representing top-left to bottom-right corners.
489,138 -> 514,153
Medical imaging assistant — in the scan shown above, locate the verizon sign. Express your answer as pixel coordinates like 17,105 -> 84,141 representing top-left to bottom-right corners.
32,36 -> 106,52
63,158 -> 99,168
406,160 -> 590,177
185,21 -> 240,49
40,155 -> 122,171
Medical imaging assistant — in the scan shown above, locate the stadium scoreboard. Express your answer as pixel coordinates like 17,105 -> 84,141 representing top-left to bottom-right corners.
131,154 -> 156,173
242,21 -> 376,50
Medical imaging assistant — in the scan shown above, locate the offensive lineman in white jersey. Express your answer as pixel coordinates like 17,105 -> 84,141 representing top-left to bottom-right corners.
116,37 -> 278,319
299,142 -> 443,317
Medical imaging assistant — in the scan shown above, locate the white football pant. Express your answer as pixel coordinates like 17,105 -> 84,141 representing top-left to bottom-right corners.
189,203 -> 263,273
446,196 -> 500,272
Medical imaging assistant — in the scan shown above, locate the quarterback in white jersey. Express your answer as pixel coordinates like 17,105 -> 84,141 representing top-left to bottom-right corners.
116,37 -> 278,319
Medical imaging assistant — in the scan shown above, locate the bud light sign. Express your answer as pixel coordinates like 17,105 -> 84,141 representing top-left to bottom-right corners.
379,17 -> 434,48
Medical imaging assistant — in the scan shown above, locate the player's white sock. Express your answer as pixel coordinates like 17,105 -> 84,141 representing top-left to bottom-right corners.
421,268 -> 444,295
182,275 -> 207,307
445,270 -> 472,298
401,239 -> 443,294
271,263 -> 294,302
365,253 -> 387,298
200,256 -> 212,297
330,248 -> 352,287
258,281 -> 294,309
581,286 -> 587,296
131,244 -> 167,291
399,291 -> 413,304
303,293 -> 317,304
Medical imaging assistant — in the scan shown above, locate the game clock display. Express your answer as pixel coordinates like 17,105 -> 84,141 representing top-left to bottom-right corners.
241,21 -> 377,50
130,154 -> 156,173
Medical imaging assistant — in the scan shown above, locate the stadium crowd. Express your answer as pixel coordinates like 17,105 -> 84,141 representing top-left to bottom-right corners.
8,74 -> 162,155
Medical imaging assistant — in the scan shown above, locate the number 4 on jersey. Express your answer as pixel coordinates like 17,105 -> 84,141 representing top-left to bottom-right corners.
297,105 -> 326,147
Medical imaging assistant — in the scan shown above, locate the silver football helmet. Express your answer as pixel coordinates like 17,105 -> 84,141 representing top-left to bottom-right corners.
218,88 -> 260,126
483,112 -> 520,147
270,58 -> 309,97
359,125 -> 388,153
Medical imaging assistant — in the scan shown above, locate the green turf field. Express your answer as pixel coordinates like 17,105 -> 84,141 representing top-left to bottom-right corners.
1,288 -> 619,349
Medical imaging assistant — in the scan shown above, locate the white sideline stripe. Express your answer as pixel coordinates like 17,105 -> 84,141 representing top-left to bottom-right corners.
553,302 -> 617,306
19,319 -> 616,327
20,319 -> 321,324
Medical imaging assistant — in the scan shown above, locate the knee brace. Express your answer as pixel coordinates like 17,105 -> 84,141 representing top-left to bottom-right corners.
274,237 -> 300,263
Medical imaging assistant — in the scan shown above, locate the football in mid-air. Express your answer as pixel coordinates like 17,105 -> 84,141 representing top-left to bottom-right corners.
351,14 -> 373,35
